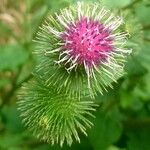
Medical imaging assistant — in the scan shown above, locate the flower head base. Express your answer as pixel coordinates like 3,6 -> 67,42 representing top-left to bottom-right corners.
18,80 -> 96,146
35,2 -> 132,97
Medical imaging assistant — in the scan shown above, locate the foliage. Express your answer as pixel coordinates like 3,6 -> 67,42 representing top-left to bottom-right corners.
0,0 -> 150,150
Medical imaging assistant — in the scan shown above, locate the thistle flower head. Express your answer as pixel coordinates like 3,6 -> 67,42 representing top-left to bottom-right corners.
35,2 -> 132,97
61,17 -> 113,70
18,80 -> 96,146
18,1 -> 133,147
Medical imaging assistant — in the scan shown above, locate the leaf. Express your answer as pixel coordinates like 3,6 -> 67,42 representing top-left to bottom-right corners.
0,44 -> 29,71
124,56 -> 147,77
107,145 -> 121,150
88,109 -> 122,150
0,133 -> 25,150
127,130 -> 150,150
47,0 -> 71,12
137,43 -> 150,71
135,4 -> 150,24
119,87 -> 144,110
1,105 -> 24,133
101,0 -> 131,8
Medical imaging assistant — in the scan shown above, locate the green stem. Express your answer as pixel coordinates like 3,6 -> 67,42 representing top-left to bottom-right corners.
142,24 -> 150,30
143,37 -> 150,42
123,118 -> 150,129
0,70 -> 32,109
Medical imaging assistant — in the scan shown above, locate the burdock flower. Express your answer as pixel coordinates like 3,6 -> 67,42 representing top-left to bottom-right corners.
35,2 -> 131,97
18,1 -> 132,146
18,80 -> 96,146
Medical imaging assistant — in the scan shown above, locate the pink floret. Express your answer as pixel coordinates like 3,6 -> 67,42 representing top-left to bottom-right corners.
61,17 -> 113,67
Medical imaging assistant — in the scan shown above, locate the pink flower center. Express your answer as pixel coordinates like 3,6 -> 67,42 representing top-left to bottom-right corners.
61,17 -> 113,67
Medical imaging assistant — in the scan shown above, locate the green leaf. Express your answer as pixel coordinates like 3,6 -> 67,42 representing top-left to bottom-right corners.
1,105 -> 24,133
135,4 -> 150,24
0,133 -> 25,150
107,145 -> 121,150
47,0 -> 71,12
101,0 -> 131,8
119,87 -> 144,110
137,43 -> 150,71
124,56 -> 147,77
0,44 -> 29,71
88,110 -> 122,150
127,130 -> 150,150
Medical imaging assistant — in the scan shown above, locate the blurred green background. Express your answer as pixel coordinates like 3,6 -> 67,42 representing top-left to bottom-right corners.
0,0 -> 150,150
